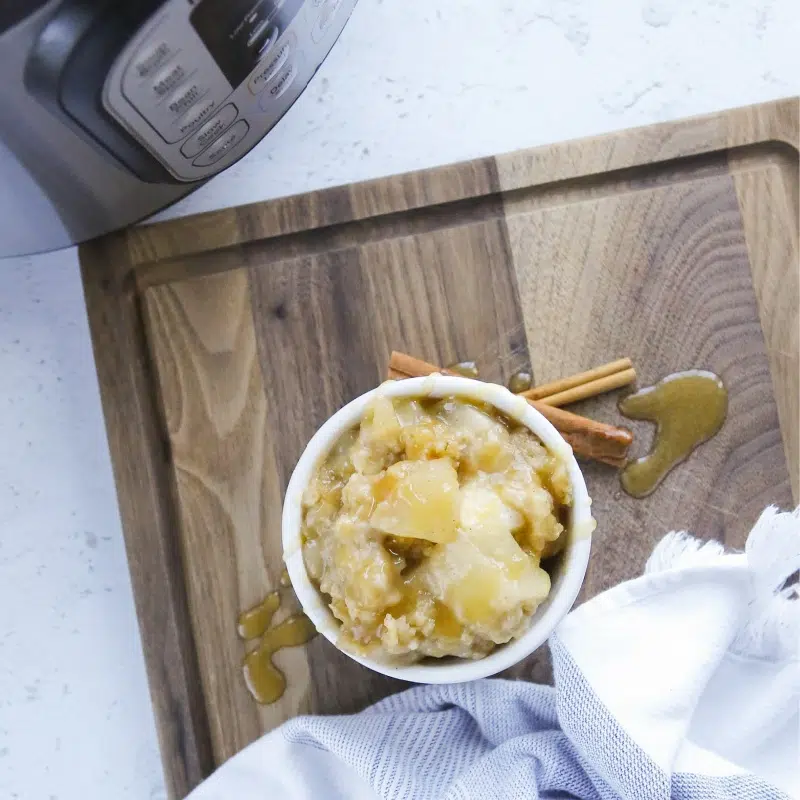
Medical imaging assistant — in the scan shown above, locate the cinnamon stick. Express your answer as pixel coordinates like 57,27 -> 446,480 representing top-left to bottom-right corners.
389,351 -> 463,379
522,358 -> 634,401
534,368 -> 637,408
387,352 -> 632,467
529,405 -> 631,468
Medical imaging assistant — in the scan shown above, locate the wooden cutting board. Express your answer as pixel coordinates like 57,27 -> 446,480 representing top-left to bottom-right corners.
79,98 -> 798,799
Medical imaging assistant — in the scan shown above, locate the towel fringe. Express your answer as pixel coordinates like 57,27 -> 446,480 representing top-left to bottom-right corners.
734,506 -> 800,661
645,507 -> 799,662
645,531 -> 728,574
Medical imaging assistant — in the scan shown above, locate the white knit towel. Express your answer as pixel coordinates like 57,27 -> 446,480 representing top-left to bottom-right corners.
189,506 -> 800,800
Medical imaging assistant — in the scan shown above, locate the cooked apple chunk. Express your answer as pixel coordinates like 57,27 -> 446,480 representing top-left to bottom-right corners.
371,459 -> 460,544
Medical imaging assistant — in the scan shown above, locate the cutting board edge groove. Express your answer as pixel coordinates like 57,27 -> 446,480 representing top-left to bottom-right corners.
136,139 -> 797,291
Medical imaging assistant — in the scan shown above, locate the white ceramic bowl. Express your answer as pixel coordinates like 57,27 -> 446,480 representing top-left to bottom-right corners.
282,375 -> 593,683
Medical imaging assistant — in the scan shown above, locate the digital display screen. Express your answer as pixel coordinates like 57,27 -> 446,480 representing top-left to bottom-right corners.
191,0 -> 303,86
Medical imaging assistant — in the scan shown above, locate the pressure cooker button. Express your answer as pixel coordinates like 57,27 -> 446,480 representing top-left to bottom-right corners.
257,61 -> 298,110
250,23 -> 279,56
248,36 -> 294,95
165,82 -> 207,119
180,104 -> 238,158
129,41 -> 175,81
192,120 -> 249,167
174,97 -> 219,138
152,62 -> 188,99
311,0 -> 344,42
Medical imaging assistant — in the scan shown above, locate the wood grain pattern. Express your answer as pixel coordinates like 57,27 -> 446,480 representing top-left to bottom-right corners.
504,171 -> 793,599
143,271 -> 315,763
729,153 -> 799,501
78,99 -> 798,798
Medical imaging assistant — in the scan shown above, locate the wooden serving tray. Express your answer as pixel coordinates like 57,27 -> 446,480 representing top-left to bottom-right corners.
80,99 -> 798,799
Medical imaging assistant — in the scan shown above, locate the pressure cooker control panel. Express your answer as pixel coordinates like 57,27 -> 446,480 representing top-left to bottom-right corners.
103,0 -> 356,183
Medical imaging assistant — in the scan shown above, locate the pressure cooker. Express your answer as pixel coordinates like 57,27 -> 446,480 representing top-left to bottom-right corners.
0,0 -> 357,257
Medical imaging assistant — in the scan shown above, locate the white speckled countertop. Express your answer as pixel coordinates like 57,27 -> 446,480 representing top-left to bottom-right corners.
0,1 -> 797,798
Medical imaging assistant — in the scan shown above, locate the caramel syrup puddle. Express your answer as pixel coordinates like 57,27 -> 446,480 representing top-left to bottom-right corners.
237,591 -> 280,640
446,361 -> 480,378
237,590 -> 317,705
618,370 -> 727,498
507,370 -> 533,394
